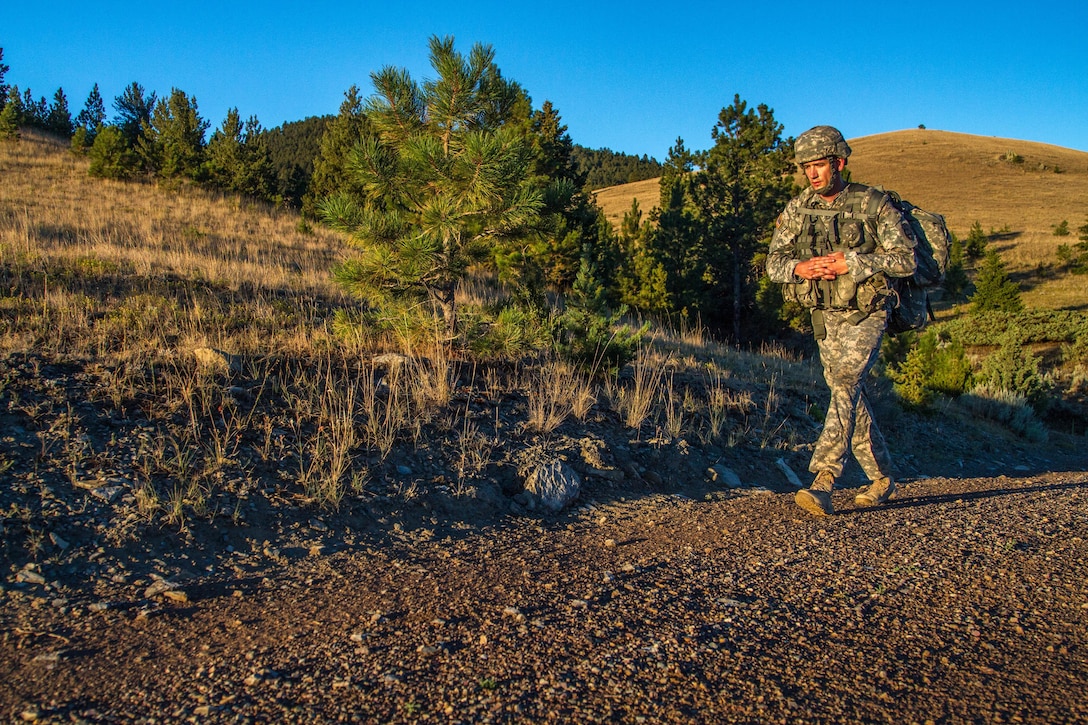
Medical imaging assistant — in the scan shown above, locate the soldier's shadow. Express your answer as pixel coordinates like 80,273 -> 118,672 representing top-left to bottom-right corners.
842,477 -> 1088,515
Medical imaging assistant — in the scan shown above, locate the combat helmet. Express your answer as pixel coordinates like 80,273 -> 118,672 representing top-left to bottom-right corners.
795,125 -> 851,164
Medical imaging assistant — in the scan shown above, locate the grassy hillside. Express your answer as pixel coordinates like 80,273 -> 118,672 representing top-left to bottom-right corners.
592,130 -> 1088,310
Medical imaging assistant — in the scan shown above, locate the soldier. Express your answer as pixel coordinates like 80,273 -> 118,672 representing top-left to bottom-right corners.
766,126 -> 917,516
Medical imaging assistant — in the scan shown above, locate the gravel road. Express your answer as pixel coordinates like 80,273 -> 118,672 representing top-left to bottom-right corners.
3,471 -> 1085,724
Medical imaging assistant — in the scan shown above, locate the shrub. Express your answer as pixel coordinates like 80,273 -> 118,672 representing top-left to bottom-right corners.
937,310 -> 1088,346
885,329 -> 972,409
463,304 -> 551,361
958,385 -> 1048,443
978,332 -> 1048,410
1052,220 -> 1070,237
553,303 -> 646,377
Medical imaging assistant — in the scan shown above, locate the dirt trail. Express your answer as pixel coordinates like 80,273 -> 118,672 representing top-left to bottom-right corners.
3,471 -> 1086,724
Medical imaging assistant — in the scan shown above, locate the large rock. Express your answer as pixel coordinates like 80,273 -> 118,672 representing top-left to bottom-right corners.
523,460 -> 581,513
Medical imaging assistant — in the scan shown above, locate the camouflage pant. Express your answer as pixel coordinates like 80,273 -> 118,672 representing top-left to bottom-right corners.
809,310 -> 893,480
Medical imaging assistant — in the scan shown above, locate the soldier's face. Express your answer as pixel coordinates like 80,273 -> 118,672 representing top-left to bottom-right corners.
801,157 -> 844,195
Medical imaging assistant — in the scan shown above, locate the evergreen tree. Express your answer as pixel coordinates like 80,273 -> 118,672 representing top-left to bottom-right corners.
964,220 -> 988,258
0,48 -> 9,110
46,87 -> 73,137
0,87 -> 20,139
263,115 -> 331,207
687,95 -> 795,340
513,99 -> 597,295
942,230 -> 969,298
88,124 -> 139,179
321,36 -> 542,337
304,86 -> 370,216
970,249 -> 1023,314
75,83 -> 107,138
112,82 -> 157,146
207,109 -> 276,201
22,89 -> 48,129
140,88 -> 208,180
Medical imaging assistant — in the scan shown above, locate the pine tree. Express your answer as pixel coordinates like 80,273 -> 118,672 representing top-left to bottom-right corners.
321,36 -> 542,338
304,86 -> 370,216
112,82 -> 157,146
46,88 -> 73,137
687,95 -> 795,340
22,89 -> 47,129
140,88 -> 208,180
970,250 -> 1023,314
88,124 -> 138,179
964,220 -> 988,258
75,83 -> 107,138
0,48 -> 9,110
0,87 -> 20,139
942,231 -> 969,298
515,100 -> 597,295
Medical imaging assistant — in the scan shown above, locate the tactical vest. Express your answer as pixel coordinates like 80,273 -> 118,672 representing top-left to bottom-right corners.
786,183 -> 889,313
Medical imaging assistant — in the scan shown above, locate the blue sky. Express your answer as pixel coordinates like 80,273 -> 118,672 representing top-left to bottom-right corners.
6,1 -> 1087,159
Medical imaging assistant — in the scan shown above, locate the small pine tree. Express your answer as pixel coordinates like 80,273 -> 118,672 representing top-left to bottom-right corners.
75,83 -> 106,144
970,250 -> 1023,314
964,220 -> 988,259
46,87 -> 73,137
942,231 -> 969,298
888,343 -> 933,408
1052,220 -> 1070,237
88,124 -> 138,179
0,87 -> 19,139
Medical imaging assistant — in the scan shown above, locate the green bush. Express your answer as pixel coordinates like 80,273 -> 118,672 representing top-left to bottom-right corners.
977,332 -> 1048,410
88,125 -> 139,180
462,304 -> 551,361
937,310 -> 1088,346
885,329 -> 972,409
553,303 -> 646,377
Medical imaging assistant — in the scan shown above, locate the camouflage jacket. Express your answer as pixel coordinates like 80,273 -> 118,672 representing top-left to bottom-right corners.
766,183 -> 916,311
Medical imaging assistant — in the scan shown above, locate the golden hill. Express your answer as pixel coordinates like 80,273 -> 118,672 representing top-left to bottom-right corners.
591,129 -> 1088,309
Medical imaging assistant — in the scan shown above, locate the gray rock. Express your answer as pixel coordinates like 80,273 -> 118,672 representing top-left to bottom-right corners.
709,464 -> 744,489
524,459 -> 581,513
775,458 -> 804,488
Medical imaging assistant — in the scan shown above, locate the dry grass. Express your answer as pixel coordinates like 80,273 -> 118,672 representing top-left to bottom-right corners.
590,177 -> 661,229
0,133 -> 346,298
592,129 -> 1088,311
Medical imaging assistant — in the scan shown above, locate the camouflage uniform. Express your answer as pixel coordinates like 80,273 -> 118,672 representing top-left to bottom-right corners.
767,176 -> 916,480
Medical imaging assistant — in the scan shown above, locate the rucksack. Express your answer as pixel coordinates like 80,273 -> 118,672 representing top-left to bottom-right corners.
880,191 -> 952,335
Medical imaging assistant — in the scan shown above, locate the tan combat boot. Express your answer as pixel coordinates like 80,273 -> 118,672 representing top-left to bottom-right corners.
855,476 -> 896,507
795,470 -> 835,516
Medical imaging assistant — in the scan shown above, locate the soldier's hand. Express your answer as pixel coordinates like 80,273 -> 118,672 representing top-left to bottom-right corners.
795,254 -> 844,280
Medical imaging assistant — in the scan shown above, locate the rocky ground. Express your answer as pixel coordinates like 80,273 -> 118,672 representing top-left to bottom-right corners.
1,353 -> 1087,723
